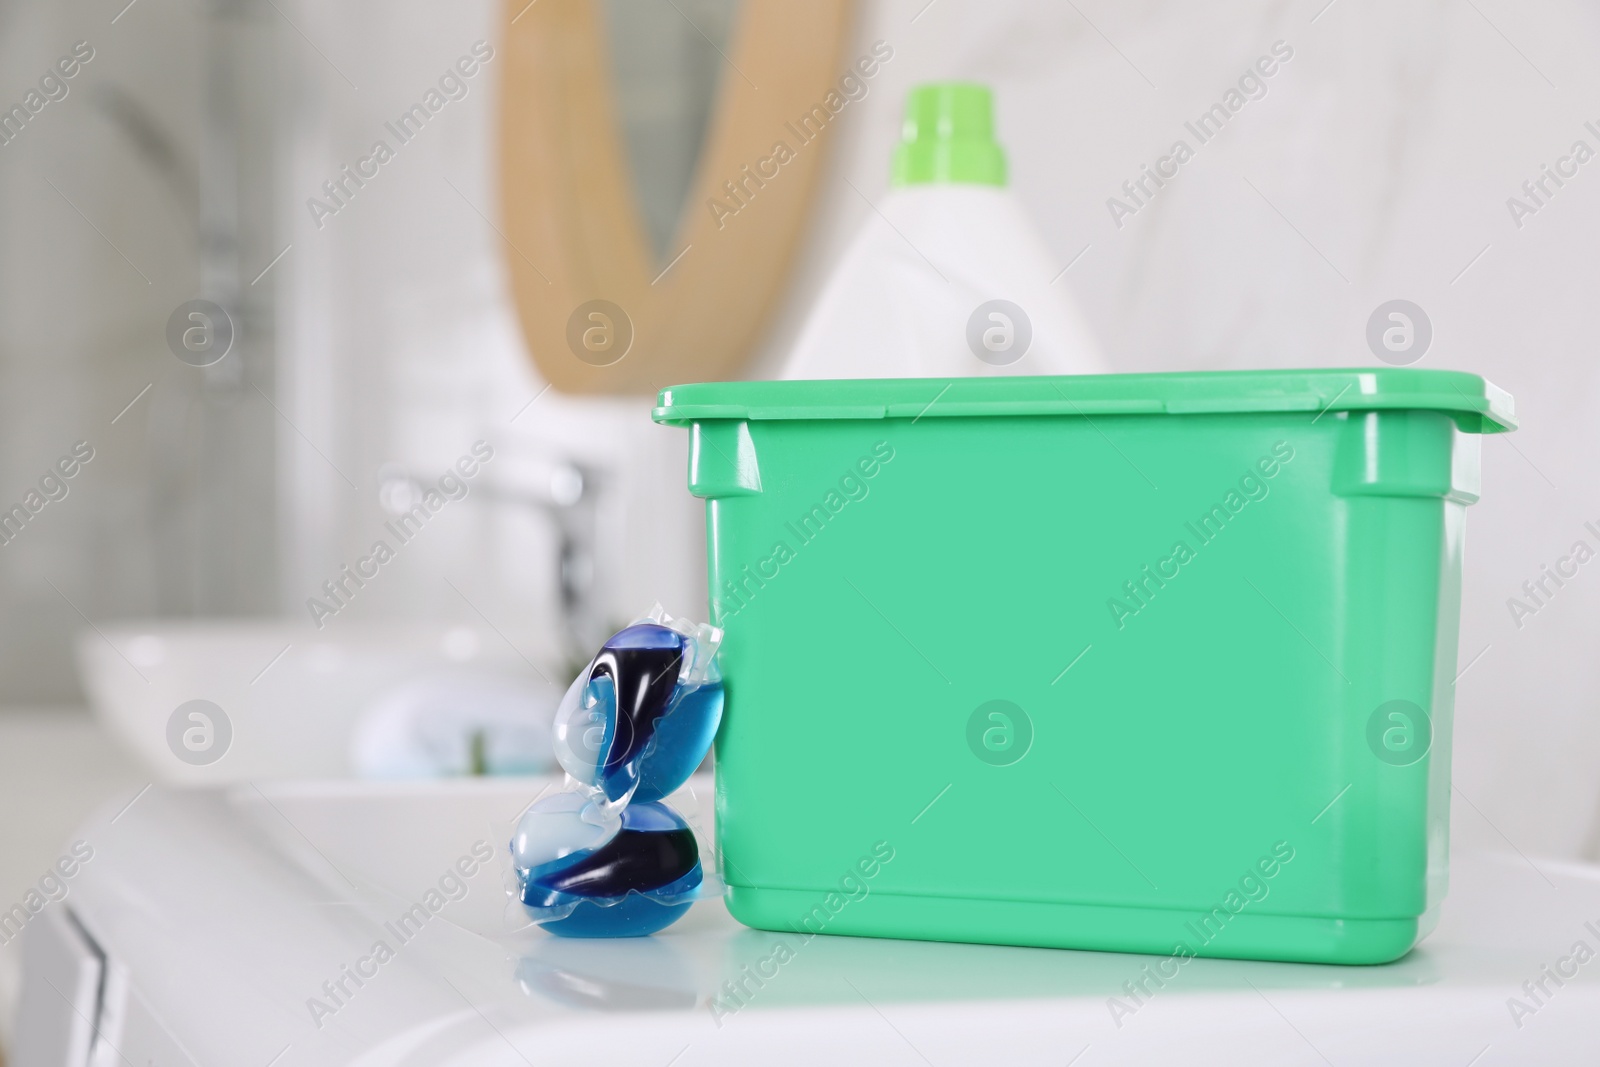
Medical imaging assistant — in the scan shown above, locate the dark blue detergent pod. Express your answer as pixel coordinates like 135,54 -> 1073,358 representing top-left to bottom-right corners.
516,801 -> 703,937
553,618 -> 723,805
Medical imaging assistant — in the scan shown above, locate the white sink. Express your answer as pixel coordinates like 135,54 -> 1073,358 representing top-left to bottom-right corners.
28,776 -> 1600,1066
76,620 -> 564,783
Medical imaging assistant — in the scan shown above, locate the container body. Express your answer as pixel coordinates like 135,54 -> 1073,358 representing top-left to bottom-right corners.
778,185 -> 1106,379
659,372 -> 1510,964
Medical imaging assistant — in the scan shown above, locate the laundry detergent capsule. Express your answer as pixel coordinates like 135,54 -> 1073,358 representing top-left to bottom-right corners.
552,618 -> 723,805
517,801 -> 703,938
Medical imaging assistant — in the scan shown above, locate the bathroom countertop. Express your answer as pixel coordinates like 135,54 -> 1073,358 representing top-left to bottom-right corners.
0,709 -> 144,1050
41,777 -> 1600,1066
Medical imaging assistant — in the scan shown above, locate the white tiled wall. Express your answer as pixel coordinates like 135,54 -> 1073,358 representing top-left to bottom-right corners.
274,0 -> 705,650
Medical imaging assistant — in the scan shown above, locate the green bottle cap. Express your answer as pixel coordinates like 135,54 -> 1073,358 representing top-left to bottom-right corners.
890,82 -> 1007,187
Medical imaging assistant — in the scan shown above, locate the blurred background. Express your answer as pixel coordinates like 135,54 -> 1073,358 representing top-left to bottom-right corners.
1,0 -> 1598,1049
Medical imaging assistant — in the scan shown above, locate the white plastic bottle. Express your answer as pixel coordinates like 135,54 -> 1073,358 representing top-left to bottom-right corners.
781,82 -> 1105,380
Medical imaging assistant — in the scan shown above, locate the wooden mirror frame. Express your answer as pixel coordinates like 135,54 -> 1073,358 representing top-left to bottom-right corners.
499,0 -> 855,394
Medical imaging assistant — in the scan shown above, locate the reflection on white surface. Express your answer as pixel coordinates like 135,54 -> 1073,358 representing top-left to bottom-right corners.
516,935 -> 698,1013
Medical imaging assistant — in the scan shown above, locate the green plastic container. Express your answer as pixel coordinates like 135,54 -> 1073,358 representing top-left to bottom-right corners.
653,369 -> 1515,964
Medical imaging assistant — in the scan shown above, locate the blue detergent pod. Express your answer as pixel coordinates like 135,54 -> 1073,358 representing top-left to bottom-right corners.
553,611 -> 723,805
518,801 -> 704,937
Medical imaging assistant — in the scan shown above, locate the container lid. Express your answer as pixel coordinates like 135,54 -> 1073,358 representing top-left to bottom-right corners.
653,370 -> 1516,433
891,83 -> 1007,188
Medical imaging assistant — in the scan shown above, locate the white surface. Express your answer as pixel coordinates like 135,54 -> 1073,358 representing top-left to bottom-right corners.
76,620 -> 560,784
12,906 -> 100,1067
0,709 -> 144,1052
45,776 -> 1600,1066
781,184 -> 1106,379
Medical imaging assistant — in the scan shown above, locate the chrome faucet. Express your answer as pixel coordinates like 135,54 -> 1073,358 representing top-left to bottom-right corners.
377,457 -> 607,671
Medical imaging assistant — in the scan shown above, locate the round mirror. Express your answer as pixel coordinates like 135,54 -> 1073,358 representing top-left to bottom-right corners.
499,0 -> 855,394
